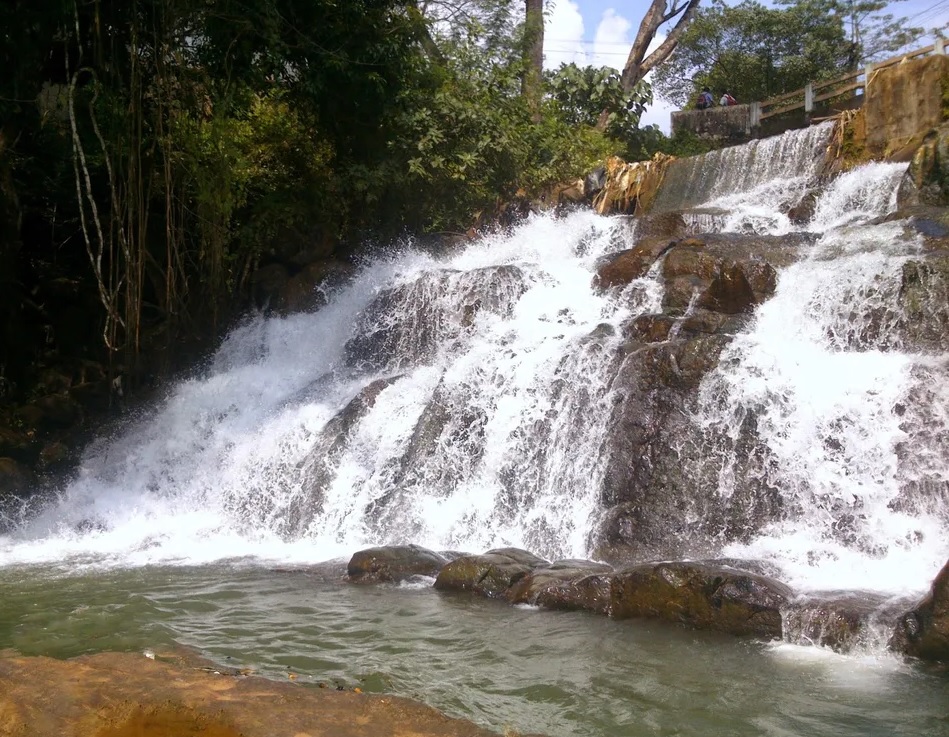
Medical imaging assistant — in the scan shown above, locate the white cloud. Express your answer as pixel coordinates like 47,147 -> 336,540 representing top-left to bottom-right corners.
544,1 -> 587,69
542,5 -> 675,133
591,9 -> 632,70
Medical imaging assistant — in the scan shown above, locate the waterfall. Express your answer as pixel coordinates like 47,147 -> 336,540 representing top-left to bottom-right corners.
0,214 -> 659,566
0,124 -> 946,610
651,122 -> 835,218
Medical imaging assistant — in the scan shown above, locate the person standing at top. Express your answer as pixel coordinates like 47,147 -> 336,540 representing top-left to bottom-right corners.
720,91 -> 737,106
696,87 -> 714,110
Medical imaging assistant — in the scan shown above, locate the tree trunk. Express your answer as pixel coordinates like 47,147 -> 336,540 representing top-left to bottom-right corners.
523,0 -> 544,122
597,0 -> 701,131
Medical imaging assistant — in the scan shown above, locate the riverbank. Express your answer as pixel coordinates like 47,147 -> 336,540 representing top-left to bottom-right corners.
0,648 -> 520,737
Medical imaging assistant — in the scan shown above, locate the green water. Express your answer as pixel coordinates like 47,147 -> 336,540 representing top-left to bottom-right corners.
0,563 -> 946,737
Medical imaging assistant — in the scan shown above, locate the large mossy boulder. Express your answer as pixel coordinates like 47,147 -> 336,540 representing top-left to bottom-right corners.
506,559 -> 614,613
607,561 -> 791,638
347,544 -> 448,584
890,558 -> 949,662
434,548 -> 548,598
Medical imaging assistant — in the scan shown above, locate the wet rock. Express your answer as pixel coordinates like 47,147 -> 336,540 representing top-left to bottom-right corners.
584,166 -> 607,197
434,548 -> 548,598
624,315 -> 674,343
279,376 -> 399,537
898,255 -> 949,352
699,262 -> 762,314
507,560 -> 614,613
18,394 -> 83,431
0,426 -> 36,464
593,237 -> 674,290
608,561 -> 791,638
347,545 -> 448,583
897,124 -> 949,207
252,263 -> 290,308
784,592 -> 905,653
346,265 -> 528,371
661,239 -> 778,316
0,456 -> 33,498
890,558 -> 949,662
633,212 -> 689,240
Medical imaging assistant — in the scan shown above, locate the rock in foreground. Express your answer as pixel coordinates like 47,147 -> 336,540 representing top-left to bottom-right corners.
348,544 -> 448,583
0,650 -> 517,737
890,558 -> 949,663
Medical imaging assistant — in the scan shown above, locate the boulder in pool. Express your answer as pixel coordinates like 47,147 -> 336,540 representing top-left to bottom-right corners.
608,561 -> 791,638
347,545 -> 448,584
890,558 -> 949,662
507,559 -> 614,614
434,548 -> 547,598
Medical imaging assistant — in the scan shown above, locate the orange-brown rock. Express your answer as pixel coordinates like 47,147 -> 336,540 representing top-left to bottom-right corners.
593,237 -> 674,289
0,650 -> 516,737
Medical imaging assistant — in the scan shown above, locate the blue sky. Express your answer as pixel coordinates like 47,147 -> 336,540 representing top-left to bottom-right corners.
544,0 -> 949,130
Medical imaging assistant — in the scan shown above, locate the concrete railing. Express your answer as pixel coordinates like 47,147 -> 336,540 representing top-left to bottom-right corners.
673,40 -> 947,137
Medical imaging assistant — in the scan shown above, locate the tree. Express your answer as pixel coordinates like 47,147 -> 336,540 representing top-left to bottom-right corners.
523,0 -> 544,121
597,0 -> 701,129
652,0 -> 852,108
779,0 -> 922,69
547,64 -> 651,139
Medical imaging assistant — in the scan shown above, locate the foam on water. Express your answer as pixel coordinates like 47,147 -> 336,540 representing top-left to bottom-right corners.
0,212 -> 657,568
1,129 -> 946,624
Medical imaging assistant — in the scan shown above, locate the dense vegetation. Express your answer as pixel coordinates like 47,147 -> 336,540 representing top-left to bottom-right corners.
653,0 -> 923,108
0,0 -> 658,405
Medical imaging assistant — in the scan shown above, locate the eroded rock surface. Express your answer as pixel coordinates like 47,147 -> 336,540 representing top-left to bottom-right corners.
0,650 -> 509,737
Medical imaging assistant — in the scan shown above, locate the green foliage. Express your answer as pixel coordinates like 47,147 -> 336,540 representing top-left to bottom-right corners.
654,0 -> 924,108
546,63 -> 652,139
377,35 -> 613,232
652,0 -> 849,108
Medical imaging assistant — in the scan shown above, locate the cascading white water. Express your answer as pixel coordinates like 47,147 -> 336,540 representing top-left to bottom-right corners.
694,163 -> 949,594
0,213 -> 660,567
653,122 -> 835,226
1,124 -> 946,615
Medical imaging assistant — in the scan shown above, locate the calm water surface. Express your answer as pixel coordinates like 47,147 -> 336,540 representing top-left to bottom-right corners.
0,563 -> 946,737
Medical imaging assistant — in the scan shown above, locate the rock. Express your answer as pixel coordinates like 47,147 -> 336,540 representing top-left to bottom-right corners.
624,315 -> 674,343
37,441 -> 73,471
898,124 -> 949,207
346,265 -> 528,371
274,376 -> 399,537
890,558 -> 949,662
593,237 -> 674,290
660,239 -> 779,316
608,561 -> 791,638
699,262 -> 762,314
633,212 -> 689,240
0,456 -> 33,497
0,650 -> 503,737
347,545 -> 448,583
434,549 -> 548,598
584,166 -> 607,196
507,560 -> 614,612
898,255 -> 949,352
784,592 -> 906,653
252,263 -> 291,308
0,426 -> 36,464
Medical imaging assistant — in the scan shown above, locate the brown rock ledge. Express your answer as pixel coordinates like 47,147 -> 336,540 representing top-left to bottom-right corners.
0,650 -> 525,737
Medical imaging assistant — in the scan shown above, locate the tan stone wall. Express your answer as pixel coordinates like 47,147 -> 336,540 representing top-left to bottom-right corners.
865,54 -> 949,155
